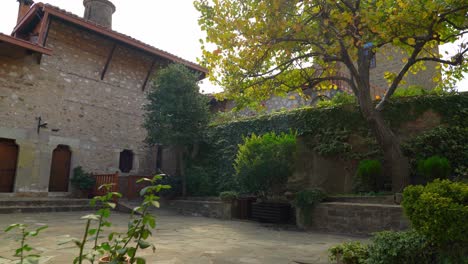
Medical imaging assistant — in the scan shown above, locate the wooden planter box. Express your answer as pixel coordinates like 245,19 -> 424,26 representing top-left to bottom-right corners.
251,202 -> 292,224
232,197 -> 256,219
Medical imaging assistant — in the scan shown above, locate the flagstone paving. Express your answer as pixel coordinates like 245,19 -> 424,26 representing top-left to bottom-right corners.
0,210 -> 365,263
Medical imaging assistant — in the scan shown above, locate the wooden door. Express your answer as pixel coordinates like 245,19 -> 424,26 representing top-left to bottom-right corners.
0,139 -> 19,193
49,145 -> 72,192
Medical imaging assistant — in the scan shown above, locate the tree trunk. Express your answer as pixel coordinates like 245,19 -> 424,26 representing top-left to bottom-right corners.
358,95 -> 410,192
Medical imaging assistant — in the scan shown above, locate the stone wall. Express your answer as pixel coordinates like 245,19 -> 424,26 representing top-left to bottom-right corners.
288,109 -> 443,194
0,18 -> 162,195
165,199 -> 232,220
298,202 -> 409,236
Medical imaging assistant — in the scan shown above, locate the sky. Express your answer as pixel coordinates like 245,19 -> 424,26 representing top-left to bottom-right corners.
0,0 -> 466,92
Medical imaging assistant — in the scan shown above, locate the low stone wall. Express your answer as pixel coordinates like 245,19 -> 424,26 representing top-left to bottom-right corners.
298,202 -> 410,235
165,199 -> 232,220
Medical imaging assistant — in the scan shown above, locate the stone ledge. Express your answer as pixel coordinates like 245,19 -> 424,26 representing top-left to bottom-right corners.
165,199 -> 232,220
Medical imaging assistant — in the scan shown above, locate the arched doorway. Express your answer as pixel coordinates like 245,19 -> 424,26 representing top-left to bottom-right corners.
0,138 -> 19,193
49,145 -> 72,192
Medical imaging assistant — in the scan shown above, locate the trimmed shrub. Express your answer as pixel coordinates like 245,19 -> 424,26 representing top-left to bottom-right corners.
417,155 -> 451,180
234,131 -> 297,196
353,159 -> 382,193
366,230 -> 433,264
219,191 -> 238,202
328,241 -> 368,264
402,179 -> 468,245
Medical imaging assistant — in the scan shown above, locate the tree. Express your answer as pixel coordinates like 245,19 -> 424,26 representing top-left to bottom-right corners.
144,63 -> 210,196
195,0 -> 468,191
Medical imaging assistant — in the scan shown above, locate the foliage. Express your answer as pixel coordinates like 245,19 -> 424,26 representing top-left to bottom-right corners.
417,155 -> 451,181
328,241 -> 368,264
195,0 -> 467,192
316,92 -> 357,108
144,63 -> 210,196
186,164 -> 217,196
393,85 -> 449,98
144,63 -> 210,146
219,191 -> 238,202
402,180 -> 468,245
200,94 -> 468,195
73,175 -> 170,264
293,189 -> 326,226
403,126 -> 468,180
234,131 -> 297,196
71,166 -> 95,191
366,230 -> 433,264
3,224 -> 48,264
353,160 -> 382,193
158,175 -> 182,198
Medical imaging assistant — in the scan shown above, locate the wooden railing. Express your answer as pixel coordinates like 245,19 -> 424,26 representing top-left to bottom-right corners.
93,172 -> 119,197
126,175 -> 151,200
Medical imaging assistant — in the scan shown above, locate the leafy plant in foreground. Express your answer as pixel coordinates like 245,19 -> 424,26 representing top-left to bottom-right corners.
3,224 -> 48,264
328,241 -> 368,264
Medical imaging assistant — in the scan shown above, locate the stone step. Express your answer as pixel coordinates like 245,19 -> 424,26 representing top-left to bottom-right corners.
0,205 -> 95,214
326,195 -> 396,205
0,198 -> 91,207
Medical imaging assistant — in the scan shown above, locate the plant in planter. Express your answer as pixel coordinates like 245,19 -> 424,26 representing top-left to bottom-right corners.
417,155 -> 451,181
234,131 -> 297,223
292,189 -> 326,227
71,166 -> 96,198
95,175 -> 170,263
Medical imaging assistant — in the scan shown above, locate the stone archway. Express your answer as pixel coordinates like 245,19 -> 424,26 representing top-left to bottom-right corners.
49,145 -> 72,192
0,138 -> 19,192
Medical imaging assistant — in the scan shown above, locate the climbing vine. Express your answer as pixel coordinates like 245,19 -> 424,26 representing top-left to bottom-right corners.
187,94 -> 468,195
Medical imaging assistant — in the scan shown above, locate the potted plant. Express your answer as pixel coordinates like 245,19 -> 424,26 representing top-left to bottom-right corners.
234,131 -> 297,223
71,166 -> 96,198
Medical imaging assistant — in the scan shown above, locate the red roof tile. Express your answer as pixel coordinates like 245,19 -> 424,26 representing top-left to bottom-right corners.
13,2 -> 207,76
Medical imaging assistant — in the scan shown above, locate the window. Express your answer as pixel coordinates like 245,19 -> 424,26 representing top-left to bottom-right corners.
119,149 -> 133,173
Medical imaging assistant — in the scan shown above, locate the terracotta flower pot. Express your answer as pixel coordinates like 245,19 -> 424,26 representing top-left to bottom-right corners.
98,256 -> 131,264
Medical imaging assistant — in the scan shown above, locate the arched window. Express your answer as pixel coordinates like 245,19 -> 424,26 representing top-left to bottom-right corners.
119,149 -> 133,173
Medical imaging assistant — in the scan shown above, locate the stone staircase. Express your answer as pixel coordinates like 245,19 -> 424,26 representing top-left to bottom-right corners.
0,198 -> 95,214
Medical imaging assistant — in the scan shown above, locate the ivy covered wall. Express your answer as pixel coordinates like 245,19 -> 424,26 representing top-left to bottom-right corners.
187,93 -> 468,196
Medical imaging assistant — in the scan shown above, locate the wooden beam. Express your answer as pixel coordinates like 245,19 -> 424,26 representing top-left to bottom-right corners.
142,58 -> 157,91
37,11 -> 50,46
101,43 -> 117,80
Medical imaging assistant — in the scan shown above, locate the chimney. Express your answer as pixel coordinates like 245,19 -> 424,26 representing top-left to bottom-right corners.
17,0 -> 34,23
83,0 -> 116,29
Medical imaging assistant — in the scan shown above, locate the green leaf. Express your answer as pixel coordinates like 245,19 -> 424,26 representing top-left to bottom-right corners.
136,257 -> 146,264
138,240 -> 151,249
5,223 -> 22,232
81,214 -> 100,221
151,200 -> 160,208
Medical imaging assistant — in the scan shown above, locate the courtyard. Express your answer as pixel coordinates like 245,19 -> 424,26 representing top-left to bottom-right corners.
0,209 -> 363,264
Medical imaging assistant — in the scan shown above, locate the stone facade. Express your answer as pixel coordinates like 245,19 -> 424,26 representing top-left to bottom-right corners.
0,3 -> 204,196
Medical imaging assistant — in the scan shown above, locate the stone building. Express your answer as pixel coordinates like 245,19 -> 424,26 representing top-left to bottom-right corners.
0,0 -> 206,196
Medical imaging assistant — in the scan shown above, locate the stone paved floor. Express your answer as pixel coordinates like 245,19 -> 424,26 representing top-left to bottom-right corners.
0,210 -> 365,264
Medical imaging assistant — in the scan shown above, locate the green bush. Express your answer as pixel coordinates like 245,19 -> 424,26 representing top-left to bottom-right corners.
317,92 -> 357,108
402,180 -> 468,246
402,126 -> 468,180
234,131 -> 297,196
186,165 -> 217,196
366,230 -> 433,264
417,155 -> 451,180
328,241 -> 368,264
353,160 -> 382,193
293,189 -> 327,226
71,167 -> 95,191
219,191 -> 238,202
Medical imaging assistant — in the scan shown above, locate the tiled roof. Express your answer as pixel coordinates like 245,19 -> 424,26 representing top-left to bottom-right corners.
13,2 -> 207,75
0,33 -> 52,55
